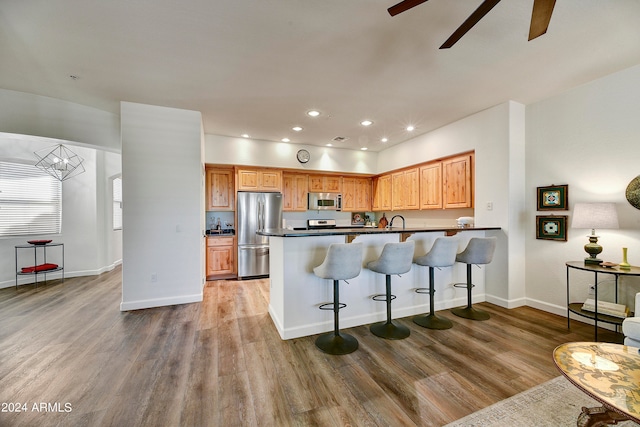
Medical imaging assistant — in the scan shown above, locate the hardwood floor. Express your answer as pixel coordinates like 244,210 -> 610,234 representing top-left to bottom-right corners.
0,267 -> 621,427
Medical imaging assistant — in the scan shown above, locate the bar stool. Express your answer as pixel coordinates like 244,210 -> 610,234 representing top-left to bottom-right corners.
451,236 -> 497,321
367,240 -> 415,340
413,236 -> 459,330
313,242 -> 363,355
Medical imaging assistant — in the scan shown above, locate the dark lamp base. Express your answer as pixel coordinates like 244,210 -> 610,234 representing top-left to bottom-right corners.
584,257 -> 603,265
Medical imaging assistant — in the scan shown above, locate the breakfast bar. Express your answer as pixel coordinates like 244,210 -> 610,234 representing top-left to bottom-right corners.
259,226 -> 501,339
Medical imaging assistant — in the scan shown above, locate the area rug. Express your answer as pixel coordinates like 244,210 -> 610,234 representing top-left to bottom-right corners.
444,376 -> 639,427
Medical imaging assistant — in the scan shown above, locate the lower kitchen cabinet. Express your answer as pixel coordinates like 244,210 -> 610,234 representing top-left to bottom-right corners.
206,236 -> 236,278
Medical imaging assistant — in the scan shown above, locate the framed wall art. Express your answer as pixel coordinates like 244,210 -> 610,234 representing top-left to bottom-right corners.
537,184 -> 568,210
536,215 -> 567,241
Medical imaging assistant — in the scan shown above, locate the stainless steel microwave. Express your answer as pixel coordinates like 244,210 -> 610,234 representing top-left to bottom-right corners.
308,192 -> 342,211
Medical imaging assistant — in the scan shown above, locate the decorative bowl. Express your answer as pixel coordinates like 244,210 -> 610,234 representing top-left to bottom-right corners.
27,239 -> 53,245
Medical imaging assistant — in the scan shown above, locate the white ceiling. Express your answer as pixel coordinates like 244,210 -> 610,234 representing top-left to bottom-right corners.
2,0 -> 640,152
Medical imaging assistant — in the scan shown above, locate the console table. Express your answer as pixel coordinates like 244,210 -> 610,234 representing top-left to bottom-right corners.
566,261 -> 640,341
15,242 -> 64,289
553,342 -> 640,426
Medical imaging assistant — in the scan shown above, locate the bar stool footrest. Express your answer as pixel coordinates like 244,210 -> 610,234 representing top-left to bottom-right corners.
453,282 -> 475,289
415,287 -> 431,294
319,302 -> 346,311
372,294 -> 396,302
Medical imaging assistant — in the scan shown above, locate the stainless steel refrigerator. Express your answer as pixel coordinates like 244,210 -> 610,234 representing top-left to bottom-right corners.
237,192 -> 283,279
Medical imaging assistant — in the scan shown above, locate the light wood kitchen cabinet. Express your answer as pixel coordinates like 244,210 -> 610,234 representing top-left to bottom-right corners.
282,173 -> 308,212
342,177 -> 372,211
372,174 -> 392,212
308,174 -> 342,193
391,168 -> 419,211
236,168 -> 282,192
442,153 -> 473,209
206,168 -> 234,211
206,236 -> 235,277
419,162 -> 442,209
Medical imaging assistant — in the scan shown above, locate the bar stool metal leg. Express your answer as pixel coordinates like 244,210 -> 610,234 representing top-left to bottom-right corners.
315,279 -> 358,355
370,274 -> 411,339
451,264 -> 490,320
413,266 -> 453,329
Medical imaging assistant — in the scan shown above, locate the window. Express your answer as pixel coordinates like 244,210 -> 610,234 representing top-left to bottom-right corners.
113,176 -> 122,230
0,160 -> 62,236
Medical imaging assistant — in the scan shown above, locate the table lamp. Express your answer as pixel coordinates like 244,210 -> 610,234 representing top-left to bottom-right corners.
571,203 -> 619,265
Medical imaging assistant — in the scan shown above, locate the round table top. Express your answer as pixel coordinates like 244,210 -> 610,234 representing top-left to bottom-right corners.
553,342 -> 640,423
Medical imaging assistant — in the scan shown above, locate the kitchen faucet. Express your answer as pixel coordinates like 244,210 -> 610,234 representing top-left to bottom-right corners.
389,215 -> 405,229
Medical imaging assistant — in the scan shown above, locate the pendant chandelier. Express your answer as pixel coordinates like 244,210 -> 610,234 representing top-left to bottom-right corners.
34,144 -> 85,181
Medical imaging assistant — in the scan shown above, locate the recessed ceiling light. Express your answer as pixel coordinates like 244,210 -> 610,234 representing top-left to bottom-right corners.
381,137 -> 388,143
241,134 -> 250,138
361,147 -> 368,151
292,126 -> 303,132
326,143 -> 333,147
307,110 -> 320,117
281,138 -> 290,142
406,125 -> 415,132
360,120 -> 373,127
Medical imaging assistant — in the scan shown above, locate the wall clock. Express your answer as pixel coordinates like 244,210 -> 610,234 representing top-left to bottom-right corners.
296,149 -> 310,164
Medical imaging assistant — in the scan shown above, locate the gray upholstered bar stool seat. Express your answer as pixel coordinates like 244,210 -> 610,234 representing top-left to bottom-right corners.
413,236 -> 459,330
451,236 -> 497,321
367,240 -> 415,340
313,242 -> 363,355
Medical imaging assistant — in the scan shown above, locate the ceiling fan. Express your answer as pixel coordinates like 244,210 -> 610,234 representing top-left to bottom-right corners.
388,0 -> 556,49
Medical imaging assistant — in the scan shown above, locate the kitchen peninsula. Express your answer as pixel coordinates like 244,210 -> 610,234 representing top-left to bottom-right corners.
259,226 -> 500,339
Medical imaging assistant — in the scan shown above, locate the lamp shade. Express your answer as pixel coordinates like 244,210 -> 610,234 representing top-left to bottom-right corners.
571,203 -> 619,229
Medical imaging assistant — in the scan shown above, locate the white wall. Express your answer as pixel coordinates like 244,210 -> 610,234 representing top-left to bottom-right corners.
525,64 -> 640,315
120,102 -> 204,310
0,88 -> 120,152
204,134 -> 378,174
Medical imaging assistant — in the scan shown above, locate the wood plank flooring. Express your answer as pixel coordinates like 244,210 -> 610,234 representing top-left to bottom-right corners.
0,267 -> 620,426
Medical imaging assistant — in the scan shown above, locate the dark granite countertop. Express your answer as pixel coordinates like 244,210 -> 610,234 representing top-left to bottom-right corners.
257,226 -> 500,237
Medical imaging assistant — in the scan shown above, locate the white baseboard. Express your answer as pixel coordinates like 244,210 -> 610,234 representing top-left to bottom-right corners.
1,260 -> 123,290
120,293 -> 203,311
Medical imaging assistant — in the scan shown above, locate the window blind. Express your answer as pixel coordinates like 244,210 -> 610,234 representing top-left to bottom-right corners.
0,160 -> 62,236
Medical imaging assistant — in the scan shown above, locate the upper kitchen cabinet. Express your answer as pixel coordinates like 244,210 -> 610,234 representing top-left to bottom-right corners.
419,162 -> 442,209
442,153 -> 473,209
236,168 -> 282,192
282,173 -> 308,212
391,167 -> 419,211
308,174 -> 342,193
342,177 -> 372,212
372,174 -> 392,212
206,167 -> 234,211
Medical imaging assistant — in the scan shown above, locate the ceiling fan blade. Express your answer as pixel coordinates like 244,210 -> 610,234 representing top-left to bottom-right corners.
440,0 -> 502,49
528,0 -> 556,40
388,0 -> 429,17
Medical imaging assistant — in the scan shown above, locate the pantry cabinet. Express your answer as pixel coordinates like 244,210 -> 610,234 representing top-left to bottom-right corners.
206,168 -> 234,211
282,173 -> 308,212
237,168 -> 282,192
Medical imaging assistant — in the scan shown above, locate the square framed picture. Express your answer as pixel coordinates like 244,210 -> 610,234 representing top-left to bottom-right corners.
537,184 -> 568,210
536,215 -> 567,241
